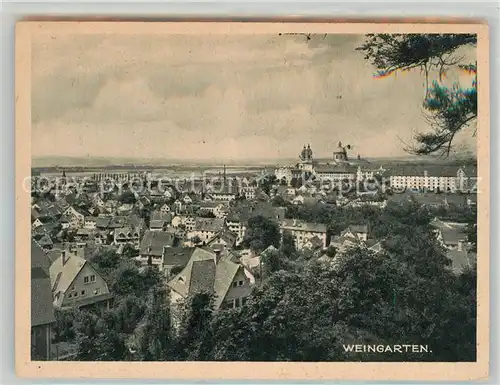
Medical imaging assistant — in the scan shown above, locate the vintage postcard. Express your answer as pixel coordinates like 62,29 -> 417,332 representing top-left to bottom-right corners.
16,21 -> 490,381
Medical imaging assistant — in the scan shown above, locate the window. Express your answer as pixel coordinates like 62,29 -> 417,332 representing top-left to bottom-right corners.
90,275 -> 96,282
94,288 -> 101,295
84,276 -> 89,284
238,280 -> 244,287
68,293 -> 72,298
234,298 -> 241,308
81,290 -> 86,296
232,282 -> 238,288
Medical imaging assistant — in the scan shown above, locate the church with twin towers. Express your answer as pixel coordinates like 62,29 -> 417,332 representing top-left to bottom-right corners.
275,141 -> 382,185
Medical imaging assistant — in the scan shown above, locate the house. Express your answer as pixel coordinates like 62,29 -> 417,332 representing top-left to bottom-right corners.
95,215 -> 113,230
436,228 -> 468,250
304,235 -> 324,250
161,246 -> 196,279
206,229 -> 238,251
74,228 -> 94,243
49,250 -> 112,310
198,201 -> 228,218
114,226 -> 141,249
187,218 -> 225,245
159,203 -> 171,215
31,241 -> 56,360
63,206 -> 85,228
167,248 -> 255,327
117,203 -> 134,215
341,224 -> 369,242
84,216 -> 98,229
240,186 -> 256,200
279,219 -> 328,250
182,195 -> 193,205
150,219 -> 168,232
137,230 -> 176,268
210,186 -> 238,202
292,195 -> 305,205
32,217 -> 44,229
60,215 -> 70,229
38,234 -> 54,251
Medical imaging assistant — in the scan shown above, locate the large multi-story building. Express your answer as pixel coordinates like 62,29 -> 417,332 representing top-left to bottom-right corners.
279,219 -> 328,250
388,166 -> 471,192
275,142 -> 378,186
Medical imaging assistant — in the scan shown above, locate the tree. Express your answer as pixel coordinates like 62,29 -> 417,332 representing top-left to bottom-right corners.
190,235 -> 202,245
174,291 -> 215,361
243,215 -> 281,252
52,308 -> 78,343
119,190 -> 137,204
74,309 -> 127,361
356,34 -> 477,157
281,230 -> 297,258
137,286 -> 172,361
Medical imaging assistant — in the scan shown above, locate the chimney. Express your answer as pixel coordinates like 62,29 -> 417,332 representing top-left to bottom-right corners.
61,250 -> 69,266
213,248 -> 222,264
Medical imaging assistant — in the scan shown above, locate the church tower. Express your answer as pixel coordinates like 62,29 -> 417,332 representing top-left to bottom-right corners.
332,141 -> 349,164
298,144 -> 314,173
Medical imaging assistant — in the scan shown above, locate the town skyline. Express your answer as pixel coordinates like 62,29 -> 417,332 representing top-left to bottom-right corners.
32,33 -> 476,161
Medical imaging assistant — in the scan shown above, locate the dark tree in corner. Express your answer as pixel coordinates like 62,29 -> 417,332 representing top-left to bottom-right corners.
356,34 -> 477,157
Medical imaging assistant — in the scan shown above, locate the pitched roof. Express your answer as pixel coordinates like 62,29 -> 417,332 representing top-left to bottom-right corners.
447,249 -> 476,274
348,224 -> 369,234
49,252 -> 87,297
151,212 -> 173,222
31,262 -> 56,326
385,164 -> 477,178
440,228 -> 467,245
162,247 -> 196,267
193,218 -> 225,232
38,234 -> 53,246
167,248 -> 241,310
315,164 -> 358,174
207,230 -> 238,247
189,260 -> 216,293
281,219 -> 327,233
140,230 -> 175,256
150,219 -> 166,229
96,216 -> 112,228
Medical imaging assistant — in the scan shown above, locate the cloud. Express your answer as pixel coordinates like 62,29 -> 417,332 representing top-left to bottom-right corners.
31,33 -> 477,160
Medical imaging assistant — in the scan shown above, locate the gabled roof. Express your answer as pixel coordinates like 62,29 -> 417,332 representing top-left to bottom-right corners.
440,228 -> 467,245
348,224 -> 369,234
167,248 -> 241,310
162,247 -> 196,267
49,253 -> 87,297
140,230 -> 175,256
280,219 -> 327,233
38,234 -> 53,246
96,216 -> 112,228
206,230 -> 238,248
31,242 -> 56,327
150,219 -> 166,229
193,218 -> 225,233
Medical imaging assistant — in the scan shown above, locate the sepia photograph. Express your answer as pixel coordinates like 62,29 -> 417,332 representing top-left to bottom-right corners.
16,21 -> 489,381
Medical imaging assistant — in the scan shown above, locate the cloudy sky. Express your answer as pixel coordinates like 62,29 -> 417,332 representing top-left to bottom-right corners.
31,33 -> 476,162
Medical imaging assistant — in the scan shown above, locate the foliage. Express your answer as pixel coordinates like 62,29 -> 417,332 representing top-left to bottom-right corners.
356,34 -> 477,156
118,190 -> 137,204
243,215 -> 281,252
74,309 -> 127,361
136,286 -> 172,361
52,308 -> 78,343
281,230 -> 297,258
174,291 -> 216,361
